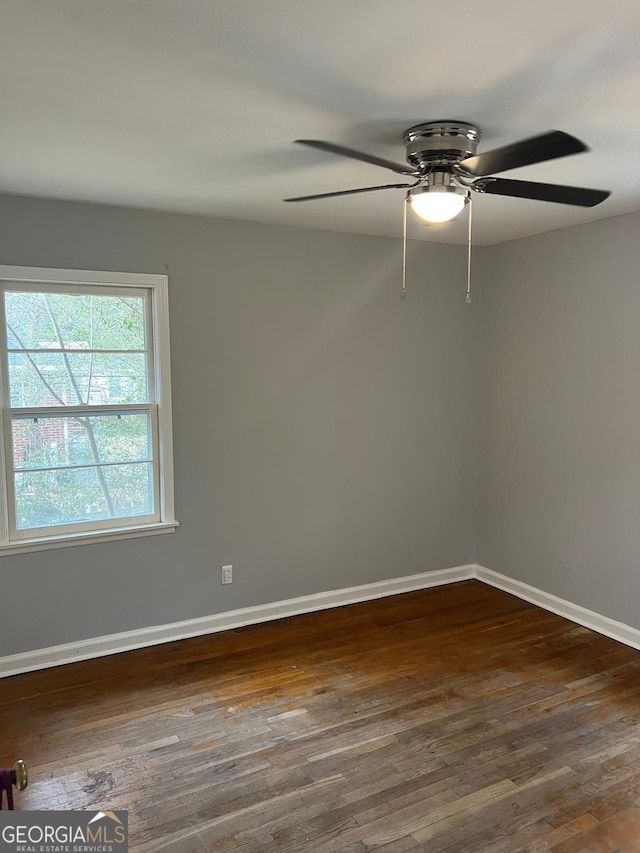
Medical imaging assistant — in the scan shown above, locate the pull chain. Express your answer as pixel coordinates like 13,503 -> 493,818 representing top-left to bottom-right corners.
465,195 -> 473,304
401,194 -> 408,300
403,192 -> 473,302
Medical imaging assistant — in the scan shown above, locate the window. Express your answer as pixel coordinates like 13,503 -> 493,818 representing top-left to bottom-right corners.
0,266 -> 176,554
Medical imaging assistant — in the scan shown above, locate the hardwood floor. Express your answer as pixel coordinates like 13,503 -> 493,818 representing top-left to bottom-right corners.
2,580 -> 640,852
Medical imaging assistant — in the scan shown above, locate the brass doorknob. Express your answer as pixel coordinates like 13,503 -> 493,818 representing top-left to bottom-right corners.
12,760 -> 28,791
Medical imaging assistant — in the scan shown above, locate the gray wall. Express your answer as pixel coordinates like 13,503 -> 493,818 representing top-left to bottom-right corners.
477,211 -> 640,629
0,194 -> 478,656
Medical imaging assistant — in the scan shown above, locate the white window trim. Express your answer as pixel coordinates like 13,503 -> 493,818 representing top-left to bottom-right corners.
0,265 -> 178,554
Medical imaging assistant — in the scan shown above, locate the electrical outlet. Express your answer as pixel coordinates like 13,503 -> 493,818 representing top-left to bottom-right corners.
221,565 -> 233,585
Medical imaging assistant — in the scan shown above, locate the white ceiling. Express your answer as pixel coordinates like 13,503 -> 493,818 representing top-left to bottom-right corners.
1,0 -> 639,245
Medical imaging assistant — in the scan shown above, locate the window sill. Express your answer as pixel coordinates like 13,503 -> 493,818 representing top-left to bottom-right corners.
0,521 -> 179,557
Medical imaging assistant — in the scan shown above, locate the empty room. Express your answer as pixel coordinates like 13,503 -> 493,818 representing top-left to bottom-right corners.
1,1 -> 640,851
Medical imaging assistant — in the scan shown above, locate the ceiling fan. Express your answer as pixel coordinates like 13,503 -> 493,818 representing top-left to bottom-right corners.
284,121 -> 610,224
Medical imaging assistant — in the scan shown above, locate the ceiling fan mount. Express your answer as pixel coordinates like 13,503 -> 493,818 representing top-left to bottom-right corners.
402,121 -> 480,172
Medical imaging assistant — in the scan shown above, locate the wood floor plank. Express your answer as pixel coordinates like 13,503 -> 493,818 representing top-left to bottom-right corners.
2,580 -> 640,852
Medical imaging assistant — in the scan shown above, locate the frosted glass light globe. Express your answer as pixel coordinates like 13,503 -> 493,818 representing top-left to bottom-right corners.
410,189 -> 466,224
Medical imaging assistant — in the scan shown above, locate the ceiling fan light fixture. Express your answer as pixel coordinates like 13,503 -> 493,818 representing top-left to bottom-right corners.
409,185 -> 468,224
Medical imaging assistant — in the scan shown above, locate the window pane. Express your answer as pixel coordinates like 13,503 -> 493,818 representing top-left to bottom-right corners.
8,352 -> 148,406
103,463 -> 154,518
14,463 -> 153,529
12,412 -> 152,469
4,290 -> 146,352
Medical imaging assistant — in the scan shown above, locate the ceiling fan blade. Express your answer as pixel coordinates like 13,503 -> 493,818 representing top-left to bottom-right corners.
295,139 -> 417,176
284,183 -> 414,202
459,130 -> 587,177
472,177 -> 610,207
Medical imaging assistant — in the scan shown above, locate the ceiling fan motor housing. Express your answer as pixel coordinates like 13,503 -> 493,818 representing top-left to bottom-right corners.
403,121 -> 480,172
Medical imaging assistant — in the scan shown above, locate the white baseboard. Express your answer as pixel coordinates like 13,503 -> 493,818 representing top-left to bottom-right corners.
475,565 -> 640,652
4,563 -> 640,679
0,564 -> 474,678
